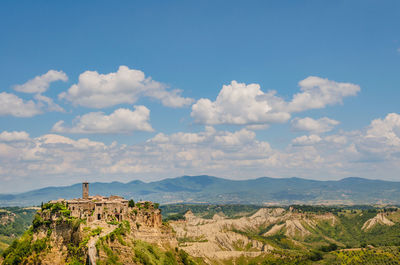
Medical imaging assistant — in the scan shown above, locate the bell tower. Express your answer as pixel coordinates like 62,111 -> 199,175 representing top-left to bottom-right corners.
82,182 -> 89,199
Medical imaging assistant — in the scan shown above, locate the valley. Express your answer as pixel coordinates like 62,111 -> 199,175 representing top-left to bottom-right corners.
2,204 -> 400,264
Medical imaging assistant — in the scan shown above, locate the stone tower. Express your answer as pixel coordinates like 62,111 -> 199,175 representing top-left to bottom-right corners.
82,182 -> 89,199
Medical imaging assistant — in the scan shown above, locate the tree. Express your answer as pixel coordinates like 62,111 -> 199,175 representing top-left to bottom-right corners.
128,199 -> 135,208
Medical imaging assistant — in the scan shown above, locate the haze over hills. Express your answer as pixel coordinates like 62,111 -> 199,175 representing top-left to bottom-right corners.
1,175 -> 400,207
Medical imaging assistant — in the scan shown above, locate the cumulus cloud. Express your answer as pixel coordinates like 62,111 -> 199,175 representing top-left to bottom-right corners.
288,76 -> 360,112
191,77 -> 360,126
0,92 -> 42,117
37,134 -> 106,150
356,113 -> 400,157
191,81 -> 290,125
2,113 -> 400,192
52,105 -> 153,134
324,134 -> 347,145
14,70 -> 68,94
59,65 -> 193,108
291,117 -> 339,134
365,113 -> 400,145
0,131 -> 30,142
290,113 -> 400,163
34,94 -> 64,112
292,134 -> 322,146
148,127 -> 259,149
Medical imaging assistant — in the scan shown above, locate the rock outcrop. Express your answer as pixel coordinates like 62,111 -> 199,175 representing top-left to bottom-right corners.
170,208 -> 339,262
1,200 -> 165,265
362,213 -> 395,231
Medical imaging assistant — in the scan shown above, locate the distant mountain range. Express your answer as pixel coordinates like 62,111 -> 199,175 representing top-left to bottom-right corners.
1,175 -> 400,206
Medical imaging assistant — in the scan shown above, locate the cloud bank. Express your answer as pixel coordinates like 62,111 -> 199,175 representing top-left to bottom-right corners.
191,77 -> 360,126
59,66 -> 193,108
52,106 -> 153,134
14,70 -> 68,94
1,113 -> 400,192
291,117 -> 340,134
0,92 -> 42,117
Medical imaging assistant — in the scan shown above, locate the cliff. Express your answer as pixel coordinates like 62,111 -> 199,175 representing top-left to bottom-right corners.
0,200 -> 181,265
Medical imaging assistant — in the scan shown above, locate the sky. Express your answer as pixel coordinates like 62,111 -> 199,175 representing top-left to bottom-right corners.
0,0 -> 400,193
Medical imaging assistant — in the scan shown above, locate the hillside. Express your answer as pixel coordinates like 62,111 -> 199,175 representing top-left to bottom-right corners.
1,200 -> 200,265
167,205 -> 400,264
0,207 -> 37,254
3,204 -> 400,264
2,176 -> 400,206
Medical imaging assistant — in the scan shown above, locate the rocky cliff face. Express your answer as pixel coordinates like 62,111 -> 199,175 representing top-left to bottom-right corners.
362,212 -> 395,231
4,205 -> 400,265
1,201 -> 167,265
169,208 -> 340,263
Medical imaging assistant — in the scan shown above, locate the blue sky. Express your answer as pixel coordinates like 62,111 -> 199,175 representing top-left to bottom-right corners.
0,0 -> 399,192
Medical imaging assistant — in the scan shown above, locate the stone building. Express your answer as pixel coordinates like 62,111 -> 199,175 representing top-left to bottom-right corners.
65,182 -> 129,222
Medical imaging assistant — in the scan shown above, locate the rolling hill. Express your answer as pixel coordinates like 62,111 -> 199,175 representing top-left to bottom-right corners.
1,175 -> 400,206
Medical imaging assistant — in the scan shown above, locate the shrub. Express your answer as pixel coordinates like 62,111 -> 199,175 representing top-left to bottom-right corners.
320,243 -> 338,252
178,249 -> 196,265
309,251 -> 323,261
32,214 -> 43,230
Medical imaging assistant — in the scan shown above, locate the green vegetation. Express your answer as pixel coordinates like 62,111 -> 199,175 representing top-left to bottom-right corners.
178,236 -> 208,246
3,203 -> 400,264
133,240 -> 174,265
0,207 -> 37,254
163,204 -> 400,264
161,204 -> 264,221
95,219 -> 203,265
66,224 -> 102,264
1,203 -> 89,264
1,228 -> 50,264
223,252 -> 317,265
131,241 -> 201,265
331,247 -> 400,264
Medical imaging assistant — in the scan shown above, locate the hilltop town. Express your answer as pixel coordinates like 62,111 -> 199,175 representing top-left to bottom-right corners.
48,182 -> 161,226
2,187 -> 400,264
1,182 -> 177,265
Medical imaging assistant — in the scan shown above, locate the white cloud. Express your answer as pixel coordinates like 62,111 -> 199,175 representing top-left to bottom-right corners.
292,134 -> 322,146
191,81 -> 290,125
246,124 -> 269,130
59,65 -> 193,108
288,76 -> 360,112
34,94 -> 64,112
0,131 -> 30,142
148,127 -> 259,148
0,92 -> 42,117
324,134 -> 347,145
291,117 -> 339,134
191,77 -> 359,126
37,134 -> 106,150
365,113 -> 400,145
52,105 -> 153,134
14,70 -> 68,94
214,129 -> 256,146
2,113 -> 400,192
2,70 -> 67,116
